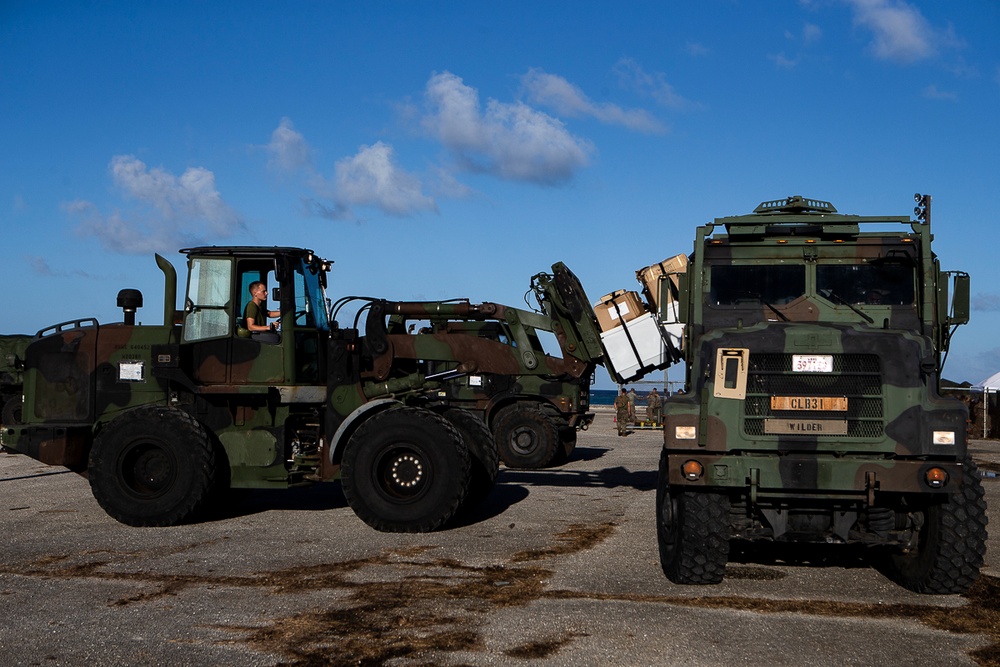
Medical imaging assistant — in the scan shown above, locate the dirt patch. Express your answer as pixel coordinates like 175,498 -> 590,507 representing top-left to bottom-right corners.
4,525 -> 1000,665
510,522 -> 617,563
503,631 -> 589,659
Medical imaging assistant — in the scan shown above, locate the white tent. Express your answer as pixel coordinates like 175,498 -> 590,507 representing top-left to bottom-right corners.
976,371 -> 1000,392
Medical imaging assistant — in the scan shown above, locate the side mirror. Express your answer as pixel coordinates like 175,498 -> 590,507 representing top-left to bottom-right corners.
948,272 -> 970,326
674,273 -> 689,323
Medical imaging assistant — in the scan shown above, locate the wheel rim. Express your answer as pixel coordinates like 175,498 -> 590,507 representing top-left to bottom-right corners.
508,425 -> 539,456
117,439 -> 177,499
374,445 -> 431,501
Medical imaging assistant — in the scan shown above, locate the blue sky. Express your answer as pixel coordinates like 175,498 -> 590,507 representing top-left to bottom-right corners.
2,1 -> 999,389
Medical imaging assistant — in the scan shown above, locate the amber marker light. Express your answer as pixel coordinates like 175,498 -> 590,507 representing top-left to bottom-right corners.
681,460 -> 704,481
925,467 -> 949,488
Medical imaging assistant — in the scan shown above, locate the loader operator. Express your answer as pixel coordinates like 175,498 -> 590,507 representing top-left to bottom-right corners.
244,281 -> 280,343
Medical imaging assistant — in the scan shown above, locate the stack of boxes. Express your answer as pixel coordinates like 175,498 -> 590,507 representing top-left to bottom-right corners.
594,254 -> 688,382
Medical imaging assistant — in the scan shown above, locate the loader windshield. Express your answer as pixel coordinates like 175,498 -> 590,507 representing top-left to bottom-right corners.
295,259 -> 330,331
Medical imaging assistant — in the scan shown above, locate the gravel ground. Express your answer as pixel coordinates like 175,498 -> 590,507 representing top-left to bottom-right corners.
1,407 -> 997,666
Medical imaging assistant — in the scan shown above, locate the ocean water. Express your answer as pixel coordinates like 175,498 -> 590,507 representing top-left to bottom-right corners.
591,389 -> 617,406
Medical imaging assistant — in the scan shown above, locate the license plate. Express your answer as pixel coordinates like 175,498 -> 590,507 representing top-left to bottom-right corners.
771,396 -> 848,411
792,354 -> 833,373
764,419 -> 848,435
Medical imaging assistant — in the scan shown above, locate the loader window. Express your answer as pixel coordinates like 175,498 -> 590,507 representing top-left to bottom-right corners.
182,258 -> 233,342
295,259 -> 330,331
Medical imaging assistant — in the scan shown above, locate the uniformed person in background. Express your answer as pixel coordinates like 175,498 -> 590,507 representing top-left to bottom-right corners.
614,388 -> 630,436
646,387 -> 662,425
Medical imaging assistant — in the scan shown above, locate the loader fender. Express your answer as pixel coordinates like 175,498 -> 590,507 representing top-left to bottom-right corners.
328,398 -> 403,465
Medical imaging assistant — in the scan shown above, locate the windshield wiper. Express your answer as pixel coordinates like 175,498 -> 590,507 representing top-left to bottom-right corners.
821,289 -> 874,324
762,299 -> 789,321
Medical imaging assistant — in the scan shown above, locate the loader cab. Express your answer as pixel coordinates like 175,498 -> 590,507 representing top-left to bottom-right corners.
179,247 -> 331,386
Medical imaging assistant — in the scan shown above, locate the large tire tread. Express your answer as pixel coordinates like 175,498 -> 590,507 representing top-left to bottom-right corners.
882,459 -> 988,594
658,452 -> 731,586
492,404 -> 560,469
88,406 -> 216,527
341,407 -> 471,533
443,408 -> 499,510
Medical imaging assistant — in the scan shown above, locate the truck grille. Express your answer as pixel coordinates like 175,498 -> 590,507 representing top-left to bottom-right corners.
743,353 -> 883,438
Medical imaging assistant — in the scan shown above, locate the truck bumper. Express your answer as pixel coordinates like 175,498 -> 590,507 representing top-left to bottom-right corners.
665,451 -> 965,499
2,425 -> 91,470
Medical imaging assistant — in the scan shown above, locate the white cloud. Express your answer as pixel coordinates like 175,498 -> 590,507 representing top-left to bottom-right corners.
264,118 -> 438,220
922,84 -> 958,101
685,42 -> 710,57
266,116 -> 312,172
973,294 -> 1000,312
330,142 -> 437,218
845,0 -> 938,63
421,71 -> 593,186
613,59 -> 698,111
803,22 -> 823,44
68,155 -> 245,254
521,68 -> 666,134
769,52 -> 800,69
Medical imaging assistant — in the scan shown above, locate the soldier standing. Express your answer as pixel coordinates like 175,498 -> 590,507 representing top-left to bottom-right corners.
626,387 -> 637,424
646,387 -> 662,425
614,388 -> 630,436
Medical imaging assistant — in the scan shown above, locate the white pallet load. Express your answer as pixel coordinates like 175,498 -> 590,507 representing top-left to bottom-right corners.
601,308 -> 683,383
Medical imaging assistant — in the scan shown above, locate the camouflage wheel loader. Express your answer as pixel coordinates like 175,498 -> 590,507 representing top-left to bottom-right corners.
360,269 -> 600,469
1,247 -> 606,531
656,195 -> 987,593
0,334 -> 30,432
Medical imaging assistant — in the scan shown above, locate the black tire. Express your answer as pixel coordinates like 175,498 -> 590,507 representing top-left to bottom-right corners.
2,395 -> 22,426
443,408 -> 499,509
657,451 -> 731,584
88,406 -> 216,527
553,423 -> 577,464
341,407 -> 471,533
879,460 -> 988,594
493,404 -> 560,469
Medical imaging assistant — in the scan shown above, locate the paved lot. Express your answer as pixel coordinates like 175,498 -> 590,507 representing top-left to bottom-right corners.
2,409 -> 999,666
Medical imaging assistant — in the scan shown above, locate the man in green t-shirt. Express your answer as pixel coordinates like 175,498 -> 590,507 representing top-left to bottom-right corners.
243,281 -> 280,343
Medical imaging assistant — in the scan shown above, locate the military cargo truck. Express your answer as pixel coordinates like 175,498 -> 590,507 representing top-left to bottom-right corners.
656,195 -> 987,593
1,247 -> 608,531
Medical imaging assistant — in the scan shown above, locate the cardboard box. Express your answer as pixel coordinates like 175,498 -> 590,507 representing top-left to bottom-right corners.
636,254 -> 688,309
594,289 -> 645,333
600,311 -> 681,383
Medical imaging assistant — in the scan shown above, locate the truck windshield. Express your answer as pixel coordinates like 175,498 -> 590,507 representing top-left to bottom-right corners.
709,265 -> 805,305
816,262 -> 915,305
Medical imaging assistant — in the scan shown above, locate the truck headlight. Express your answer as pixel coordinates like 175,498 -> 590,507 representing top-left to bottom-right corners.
675,426 -> 697,440
932,431 -> 956,446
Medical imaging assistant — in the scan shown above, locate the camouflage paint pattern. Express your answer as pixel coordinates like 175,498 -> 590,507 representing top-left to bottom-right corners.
3,247 -> 606,490
0,333 -> 30,423
661,195 -> 973,542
